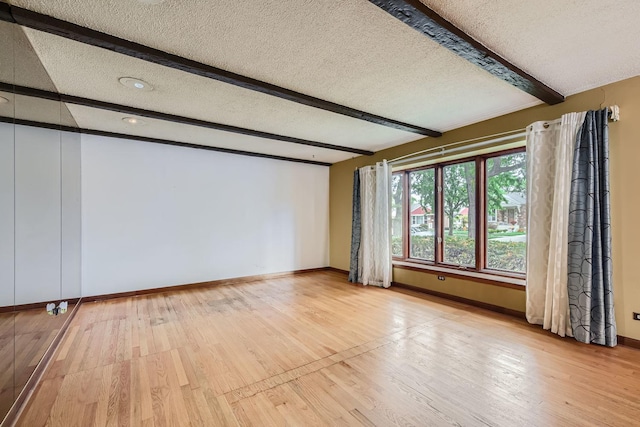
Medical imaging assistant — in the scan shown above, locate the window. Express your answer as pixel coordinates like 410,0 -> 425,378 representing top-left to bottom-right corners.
486,152 -> 527,273
392,148 -> 527,278
443,161 -> 476,266
391,174 -> 403,257
409,169 -> 435,261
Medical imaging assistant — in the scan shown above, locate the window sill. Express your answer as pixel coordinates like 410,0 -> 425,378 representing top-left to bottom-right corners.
392,260 -> 526,290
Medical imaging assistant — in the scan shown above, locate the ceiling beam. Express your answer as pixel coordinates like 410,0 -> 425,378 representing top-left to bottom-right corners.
0,2 -> 13,22
0,81 -> 373,156
0,116 -> 332,167
369,0 -> 564,105
1,3 -> 442,137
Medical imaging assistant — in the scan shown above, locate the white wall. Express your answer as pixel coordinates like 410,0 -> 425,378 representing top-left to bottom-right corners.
81,135 -> 330,297
0,122 -> 14,306
0,123 -> 82,306
61,131 -> 82,300
14,125 -> 62,305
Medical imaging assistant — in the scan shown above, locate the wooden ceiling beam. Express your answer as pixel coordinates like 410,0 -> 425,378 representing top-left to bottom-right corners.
0,81 -> 373,156
0,2 -> 13,22
369,0 -> 565,105
1,3 -> 442,137
0,115 -> 333,167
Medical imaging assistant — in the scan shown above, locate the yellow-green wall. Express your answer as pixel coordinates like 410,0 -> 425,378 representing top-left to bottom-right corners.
330,76 -> 640,341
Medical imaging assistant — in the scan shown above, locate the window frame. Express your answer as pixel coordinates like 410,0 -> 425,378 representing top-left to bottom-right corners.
392,147 -> 526,283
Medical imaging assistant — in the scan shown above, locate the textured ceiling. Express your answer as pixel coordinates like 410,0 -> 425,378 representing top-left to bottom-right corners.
65,104 -> 353,164
20,29 -> 419,153
0,21 -> 77,127
0,91 -> 14,119
420,0 -> 640,95
0,22 -> 14,85
0,20 -> 59,91
5,0 -> 640,164
9,0 -> 540,127
0,93 -> 77,127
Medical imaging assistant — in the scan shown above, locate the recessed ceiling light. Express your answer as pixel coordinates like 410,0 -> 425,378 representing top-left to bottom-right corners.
0,96 -> 9,104
119,77 -> 153,92
122,117 -> 146,125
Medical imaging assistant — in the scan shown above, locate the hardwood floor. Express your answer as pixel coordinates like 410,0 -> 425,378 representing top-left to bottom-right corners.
0,305 -> 74,422
16,271 -> 640,426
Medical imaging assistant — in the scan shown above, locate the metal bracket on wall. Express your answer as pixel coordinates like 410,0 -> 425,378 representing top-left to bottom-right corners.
46,301 -> 68,316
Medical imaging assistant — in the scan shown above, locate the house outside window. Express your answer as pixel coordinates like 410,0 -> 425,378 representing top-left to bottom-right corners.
392,148 -> 527,277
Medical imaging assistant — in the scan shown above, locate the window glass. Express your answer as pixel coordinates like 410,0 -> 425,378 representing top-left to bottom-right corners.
394,148 -> 527,278
391,174 -> 403,257
409,169 -> 435,261
443,162 -> 476,266
486,153 -> 527,273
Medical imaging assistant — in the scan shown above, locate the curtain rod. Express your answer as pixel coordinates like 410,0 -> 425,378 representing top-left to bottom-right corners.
388,128 -> 525,165
388,105 -> 620,166
608,105 -> 620,121
352,106 -> 620,170
535,104 -> 619,130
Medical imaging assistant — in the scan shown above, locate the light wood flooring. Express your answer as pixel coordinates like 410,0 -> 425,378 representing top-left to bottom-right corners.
16,271 -> 640,426
1,305 -> 73,421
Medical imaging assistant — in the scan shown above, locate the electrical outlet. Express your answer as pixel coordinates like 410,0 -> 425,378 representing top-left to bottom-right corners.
437,276 -> 445,281
633,312 -> 640,321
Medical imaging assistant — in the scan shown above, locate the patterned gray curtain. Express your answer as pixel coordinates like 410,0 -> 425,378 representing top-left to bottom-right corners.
567,108 -> 616,346
348,170 -> 361,283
